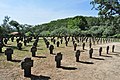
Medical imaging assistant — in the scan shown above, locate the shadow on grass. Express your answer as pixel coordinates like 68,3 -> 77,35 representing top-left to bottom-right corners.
101,55 -> 112,58
5,45 -> 18,49
10,59 -> 21,63
60,66 -> 77,70
26,45 -> 33,47
92,57 -> 105,60
59,46 -> 65,48
34,56 -> 46,58
78,61 -> 94,64
21,49 -> 29,52
37,48 -> 43,50
30,74 -> 51,80
113,52 -> 120,54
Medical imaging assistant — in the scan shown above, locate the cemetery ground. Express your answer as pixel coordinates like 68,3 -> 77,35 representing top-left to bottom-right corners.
0,38 -> 120,80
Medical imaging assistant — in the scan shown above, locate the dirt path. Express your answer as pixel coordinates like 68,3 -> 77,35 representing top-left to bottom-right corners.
0,42 -> 120,80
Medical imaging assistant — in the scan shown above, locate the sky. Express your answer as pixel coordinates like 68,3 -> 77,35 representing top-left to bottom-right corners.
0,0 -> 98,25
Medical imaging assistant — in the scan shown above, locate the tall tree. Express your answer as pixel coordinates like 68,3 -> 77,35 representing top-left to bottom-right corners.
9,20 -> 20,33
91,0 -> 120,18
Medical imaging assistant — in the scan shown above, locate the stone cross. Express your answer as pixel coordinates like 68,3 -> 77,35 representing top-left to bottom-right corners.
4,38 -> 8,44
82,43 -> 85,50
46,41 -> 50,48
5,48 -> 13,61
57,41 -> 60,47
49,45 -> 54,54
99,47 -> 102,56
75,50 -> 80,62
53,39 -> 56,44
24,39 -> 27,46
0,42 -> 3,53
89,42 -> 92,48
106,46 -> 109,54
33,41 -> 38,47
89,48 -> 93,58
11,36 -> 14,42
74,43 -> 77,51
60,39 -> 63,44
31,46 -> 37,57
17,42 -> 22,50
55,52 -> 62,68
21,57 -> 33,77
65,40 -> 68,46
16,38 -> 20,43
112,45 -> 115,52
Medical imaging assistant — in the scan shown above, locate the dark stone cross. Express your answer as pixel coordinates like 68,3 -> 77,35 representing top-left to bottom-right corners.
75,50 -> 80,62
89,42 -> 92,48
31,46 -> 37,57
53,39 -> 56,44
82,43 -> 85,50
112,45 -> 115,52
74,43 -> 77,51
73,40 -> 75,45
99,47 -> 102,56
24,39 -> 27,46
21,57 -> 33,77
89,48 -> 93,58
60,39 -> 63,44
33,41 -> 38,47
5,48 -> 13,61
49,45 -> 54,54
57,41 -> 60,47
55,52 -> 62,68
106,46 -> 109,54
17,42 -> 22,50
0,42 -> 3,53
16,38 -> 20,43
4,38 -> 8,44
46,41 -> 50,48
11,36 -> 14,42
65,40 -> 68,46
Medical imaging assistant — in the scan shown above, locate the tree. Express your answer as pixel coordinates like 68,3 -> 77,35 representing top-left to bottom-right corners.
9,20 -> 20,33
91,0 -> 120,17
1,16 -> 12,33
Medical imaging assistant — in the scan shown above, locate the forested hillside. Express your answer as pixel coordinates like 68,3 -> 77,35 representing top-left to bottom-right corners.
0,15 -> 120,38
33,16 -> 120,37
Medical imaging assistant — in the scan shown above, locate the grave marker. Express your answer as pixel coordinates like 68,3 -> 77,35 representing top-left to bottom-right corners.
55,52 -> 62,68
5,48 -> 13,61
21,57 -> 33,77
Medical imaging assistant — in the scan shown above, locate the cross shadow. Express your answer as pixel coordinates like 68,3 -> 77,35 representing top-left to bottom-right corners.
113,52 -> 120,54
61,66 -> 77,70
34,56 -> 46,58
78,61 -> 94,64
0,52 -> 4,54
26,45 -> 33,47
59,46 -> 65,48
92,57 -> 105,60
21,49 -> 29,51
5,45 -> 18,49
101,55 -> 112,58
30,74 -> 51,80
37,48 -> 43,50
10,59 -> 21,63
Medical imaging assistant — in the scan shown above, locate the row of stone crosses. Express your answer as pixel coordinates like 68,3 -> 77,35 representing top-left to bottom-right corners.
0,36 -> 117,77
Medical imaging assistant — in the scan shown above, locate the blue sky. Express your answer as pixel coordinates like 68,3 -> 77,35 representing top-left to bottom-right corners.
0,0 -> 98,25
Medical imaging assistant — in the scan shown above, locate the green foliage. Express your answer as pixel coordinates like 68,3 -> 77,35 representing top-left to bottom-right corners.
112,34 -> 120,38
91,0 -> 120,17
102,26 -> 115,37
70,29 -> 81,36
40,31 -> 50,36
9,20 -> 20,32
51,27 -> 70,36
